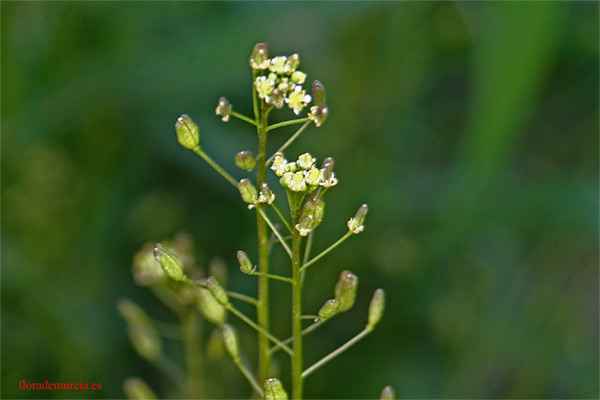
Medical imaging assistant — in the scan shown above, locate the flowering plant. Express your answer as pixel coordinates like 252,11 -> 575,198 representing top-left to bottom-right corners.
120,43 -> 391,400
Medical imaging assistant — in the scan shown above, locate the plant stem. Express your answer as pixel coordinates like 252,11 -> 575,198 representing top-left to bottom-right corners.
229,110 -> 258,126
266,120 -> 312,165
233,358 -> 264,397
180,310 -> 203,398
271,203 -> 293,233
267,117 -> 310,132
300,231 -> 353,272
192,146 -> 238,188
257,207 -> 292,258
268,319 -> 325,355
255,100 -> 271,383
251,271 -> 293,284
302,328 -> 373,379
227,290 -> 258,306
291,223 -> 304,398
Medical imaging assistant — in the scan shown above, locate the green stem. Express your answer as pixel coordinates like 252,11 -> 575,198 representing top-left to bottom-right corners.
229,110 -> 258,126
233,358 -> 264,397
226,305 -> 293,356
272,203 -> 293,233
268,319 -> 325,355
300,231 -> 353,273
266,120 -> 312,165
291,225 -> 304,398
267,117 -> 310,132
257,207 -> 292,258
227,290 -> 258,306
192,146 -> 238,187
302,328 -> 373,379
251,271 -> 293,284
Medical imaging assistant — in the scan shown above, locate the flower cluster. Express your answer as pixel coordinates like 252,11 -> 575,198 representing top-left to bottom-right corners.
271,152 -> 338,193
250,44 -> 311,115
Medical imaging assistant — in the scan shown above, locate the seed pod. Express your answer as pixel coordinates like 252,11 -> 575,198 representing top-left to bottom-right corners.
175,114 -> 200,150
249,43 -> 270,70
312,80 -> 326,106
196,287 -> 227,326
123,377 -> 157,400
206,276 -> 229,306
300,198 -> 325,228
294,215 -> 314,237
238,179 -> 258,206
367,289 -> 385,330
221,324 -> 240,361
318,299 -> 341,320
234,151 -> 256,172
347,204 -> 368,234
309,104 -> 329,127
380,385 -> 395,400
153,243 -> 186,282
118,299 -> 162,361
237,250 -> 254,274
334,270 -> 358,312
215,96 -> 231,122
264,378 -> 288,400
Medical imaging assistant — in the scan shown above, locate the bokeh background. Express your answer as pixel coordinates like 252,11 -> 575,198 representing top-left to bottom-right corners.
2,2 -> 598,399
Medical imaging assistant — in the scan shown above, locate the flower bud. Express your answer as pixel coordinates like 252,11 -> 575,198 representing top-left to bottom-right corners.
367,288 -> 385,330
264,378 -> 288,400
258,183 -> 276,205
287,53 -> 301,71
308,104 -> 329,127
380,385 -> 395,400
206,276 -> 229,306
347,204 -> 368,234
221,324 -> 240,360
196,287 -> 227,326
234,151 -> 256,172
153,243 -> 186,282
118,299 -> 162,361
132,243 -> 165,286
238,179 -> 258,207
249,42 -> 270,70
175,114 -> 200,150
123,377 -> 157,400
312,80 -> 326,106
291,71 -> 306,85
334,270 -> 358,312
237,250 -> 254,274
318,298 -> 341,320
215,96 -> 231,122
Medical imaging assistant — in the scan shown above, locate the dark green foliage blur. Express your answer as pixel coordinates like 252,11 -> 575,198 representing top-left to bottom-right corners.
2,2 -> 598,399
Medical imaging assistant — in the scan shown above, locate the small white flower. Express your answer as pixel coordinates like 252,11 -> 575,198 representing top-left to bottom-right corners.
277,78 -> 291,93
288,171 -> 307,192
287,86 -> 312,115
347,218 -> 364,234
286,161 -> 297,173
269,56 -> 289,74
255,75 -> 276,99
319,169 -> 338,187
271,153 -> 288,177
304,168 -> 321,186
297,153 -> 316,170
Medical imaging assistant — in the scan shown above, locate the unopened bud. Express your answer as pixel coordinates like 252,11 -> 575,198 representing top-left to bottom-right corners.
175,114 -> 200,150
215,96 -> 231,122
123,377 -> 157,400
380,385 -> 395,400
318,298 -> 341,320
196,288 -> 227,326
264,378 -> 288,400
132,243 -> 165,286
118,299 -> 161,361
347,204 -> 368,234
287,53 -> 301,71
153,243 -> 186,282
237,250 -> 255,274
250,43 -> 270,70
291,71 -> 306,85
334,270 -> 358,312
238,179 -> 258,207
308,104 -> 329,127
221,324 -> 240,360
206,276 -> 229,306
235,151 -> 256,172
312,80 -> 326,106
258,183 -> 276,205
367,288 -> 385,330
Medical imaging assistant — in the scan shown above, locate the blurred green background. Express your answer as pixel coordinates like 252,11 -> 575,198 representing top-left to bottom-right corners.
2,2 -> 598,399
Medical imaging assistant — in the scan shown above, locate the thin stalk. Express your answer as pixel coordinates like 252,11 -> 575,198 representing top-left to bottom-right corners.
268,319 -> 325,355
226,305 -> 293,356
155,355 -> 186,388
300,231 -> 353,272
227,291 -> 258,306
266,120 -> 312,165
229,110 -> 258,126
192,146 -> 238,188
267,117 -> 310,132
272,203 -> 293,233
251,271 -> 293,284
291,226 -> 304,398
180,311 -> 203,398
302,328 -> 373,379
233,358 -> 264,397
257,207 -> 292,258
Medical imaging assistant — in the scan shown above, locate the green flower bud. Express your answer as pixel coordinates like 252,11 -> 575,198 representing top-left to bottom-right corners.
347,204 -> 368,234
308,104 -> 329,127
334,270 -> 358,312
294,215 -> 314,237
235,151 -> 256,172
132,243 -> 165,286
264,378 -> 288,400
153,243 -> 186,282
123,377 -> 157,400
287,53 -> 301,71
196,287 -> 227,326
237,250 -> 255,274
380,385 -> 395,400
258,182 -> 276,205
221,324 -> 240,360
175,114 -> 200,150
215,96 -> 231,122
238,179 -> 258,207
250,42 -> 270,70
291,70 -> 306,85
118,299 -> 162,361
367,288 -> 385,330
318,298 -> 341,320
312,80 -> 326,106
206,276 -> 229,306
